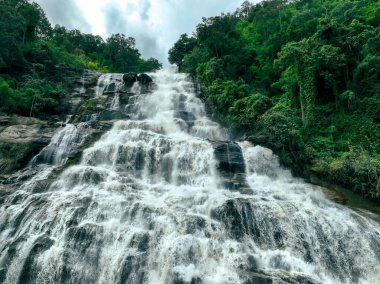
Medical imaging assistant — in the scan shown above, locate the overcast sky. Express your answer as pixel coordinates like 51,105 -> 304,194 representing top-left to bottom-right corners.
34,0 -> 258,65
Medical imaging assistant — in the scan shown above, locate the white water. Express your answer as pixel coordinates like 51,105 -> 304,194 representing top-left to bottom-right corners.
31,123 -> 88,167
96,74 -> 124,97
0,69 -> 379,284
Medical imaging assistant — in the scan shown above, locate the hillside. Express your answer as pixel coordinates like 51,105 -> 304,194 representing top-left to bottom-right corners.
0,0 -> 161,119
169,0 -> 380,201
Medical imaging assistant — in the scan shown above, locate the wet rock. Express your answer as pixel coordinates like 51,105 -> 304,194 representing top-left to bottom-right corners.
83,72 -> 101,88
245,273 -> 273,284
18,235 -> 54,283
66,207 -> 87,228
320,187 -> 348,204
61,224 -> 103,283
173,273 -> 202,284
183,215 -> 207,234
0,125 -> 41,143
211,199 -> 260,240
175,111 -> 196,128
130,232 -> 150,252
213,142 -> 245,173
247,255 -> 259,272
0,268 -> 5,283
99,110 -> 130,121
0,116 -> 56,148
30,178 -> 54,193
72,167 -> 105,185
119,92 -> 135,105
123,72 -> 138,87
247,134 -> 268,146
66,223 -> 103,253
104,82 -> 117,93
212,142 -> 251,193
0,183 -> 17,206
244,270 -> 319,284
0,117 -> 11,126
118,254 -> 147,284
211,198 -> 288,248
0,142 -> 46,175
137,73 -> 153,84
161,156 -> 173,182
135,149 -> 145,172
0,168 -> 38,184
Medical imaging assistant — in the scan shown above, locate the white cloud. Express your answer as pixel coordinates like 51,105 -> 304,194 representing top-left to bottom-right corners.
34,0 -> 257,65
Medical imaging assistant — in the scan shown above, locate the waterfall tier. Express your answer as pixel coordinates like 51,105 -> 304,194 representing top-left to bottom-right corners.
0,69 -> 379,284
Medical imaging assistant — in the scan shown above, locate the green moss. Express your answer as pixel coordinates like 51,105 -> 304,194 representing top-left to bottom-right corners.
82,99 -> 98,113
0,142 -> 42,174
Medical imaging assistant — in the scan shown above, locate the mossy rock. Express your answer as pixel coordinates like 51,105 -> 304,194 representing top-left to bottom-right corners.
85,75 -> 100,88
81,99 -> 98,114
70,98 -> 102,123
0,142 -> 43,174
321,187 -> 348,204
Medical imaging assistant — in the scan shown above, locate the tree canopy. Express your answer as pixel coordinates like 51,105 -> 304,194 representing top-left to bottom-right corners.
0,0 -> 162,117
169,0 -> 380,200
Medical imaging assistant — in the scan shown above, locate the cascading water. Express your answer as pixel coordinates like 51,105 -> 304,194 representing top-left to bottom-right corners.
0,69 -> 379,284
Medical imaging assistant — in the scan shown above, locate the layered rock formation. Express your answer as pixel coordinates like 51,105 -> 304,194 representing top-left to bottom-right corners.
0,70 -> 154,203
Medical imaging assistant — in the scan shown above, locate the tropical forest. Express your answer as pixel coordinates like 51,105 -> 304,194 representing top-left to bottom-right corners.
0,0 -> 380,283
169,0 -> 380,200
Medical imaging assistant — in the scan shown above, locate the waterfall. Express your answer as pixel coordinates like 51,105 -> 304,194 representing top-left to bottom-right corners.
0,69 -> 379,284
31,123 -> 88,167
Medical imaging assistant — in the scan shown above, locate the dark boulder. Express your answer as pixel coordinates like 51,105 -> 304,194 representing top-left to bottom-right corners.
103,82 -> 117,93
0,117 -> 11,126
210,198 -> 260,240
175,111 -> 196,129
214,142 -> 245,174
123,73 -> 138,87
18,235 -> 55,283
118,254 -> 147,284
99,110 -> 130,121
247,135 -> 268,147
213,142 -> 251,193
137,73 -> 153,84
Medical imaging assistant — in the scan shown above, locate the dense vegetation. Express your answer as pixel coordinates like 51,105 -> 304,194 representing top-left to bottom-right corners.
169,0 -> 380,200
0,0 -> 161,117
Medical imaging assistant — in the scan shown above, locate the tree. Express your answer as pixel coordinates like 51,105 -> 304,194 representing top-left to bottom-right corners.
168,34 -> 196,70
277,38 -> 344,126
104,34 -> 141,72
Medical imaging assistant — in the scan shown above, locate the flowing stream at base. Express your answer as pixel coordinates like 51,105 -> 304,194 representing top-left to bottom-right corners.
0,69 -> 379,284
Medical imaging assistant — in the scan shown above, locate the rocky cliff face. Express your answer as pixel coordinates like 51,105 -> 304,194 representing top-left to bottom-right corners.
0,69 -> 156,204
1,70 -> 379,284
0,69 -> 253,205
0,68 -> 361,210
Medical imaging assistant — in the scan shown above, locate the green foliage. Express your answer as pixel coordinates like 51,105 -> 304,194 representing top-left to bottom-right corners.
0,141 -> 42,174
181,47 -> 212,74
0,77 -> 19,112
79,99 -> 98,116
168,34 -> 197,70
168,0 -> 380,200
196,58 -> 224,83
229,93 -> 272,128
204,79 -> 249,122
0,75 -> 65,117
312,149 -> 380,199
0,1 -> 161,118
138,58 -> 162,72
21,77 -> 65,116
257,102 -> 303,150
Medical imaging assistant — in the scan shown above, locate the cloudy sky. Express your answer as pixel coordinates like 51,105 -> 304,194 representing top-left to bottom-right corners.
34,0 -> 258,65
